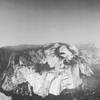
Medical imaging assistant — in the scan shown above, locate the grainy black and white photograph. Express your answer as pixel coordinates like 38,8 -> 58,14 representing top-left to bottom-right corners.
0,0 -> 100,100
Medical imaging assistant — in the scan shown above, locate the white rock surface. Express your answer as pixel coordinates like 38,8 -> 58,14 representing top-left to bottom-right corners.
0,92 -> 11,100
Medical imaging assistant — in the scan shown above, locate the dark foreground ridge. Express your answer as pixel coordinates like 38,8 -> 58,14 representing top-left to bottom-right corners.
0,43 -> 100,100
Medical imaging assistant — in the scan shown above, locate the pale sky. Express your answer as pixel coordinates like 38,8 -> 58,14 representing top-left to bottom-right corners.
0,0 -> 100,46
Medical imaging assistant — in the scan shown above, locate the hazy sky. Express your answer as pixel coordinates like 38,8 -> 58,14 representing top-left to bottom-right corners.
0,0 -> 100,46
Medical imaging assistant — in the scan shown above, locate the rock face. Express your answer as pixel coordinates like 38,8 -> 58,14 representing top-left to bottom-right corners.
0,92 -> 11,100
0,43 -> 100,100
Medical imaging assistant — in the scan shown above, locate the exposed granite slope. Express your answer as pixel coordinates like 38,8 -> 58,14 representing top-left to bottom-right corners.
0,43 -> 100,100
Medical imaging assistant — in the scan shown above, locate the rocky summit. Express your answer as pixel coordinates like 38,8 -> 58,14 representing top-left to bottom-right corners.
0,43 -> 100,100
